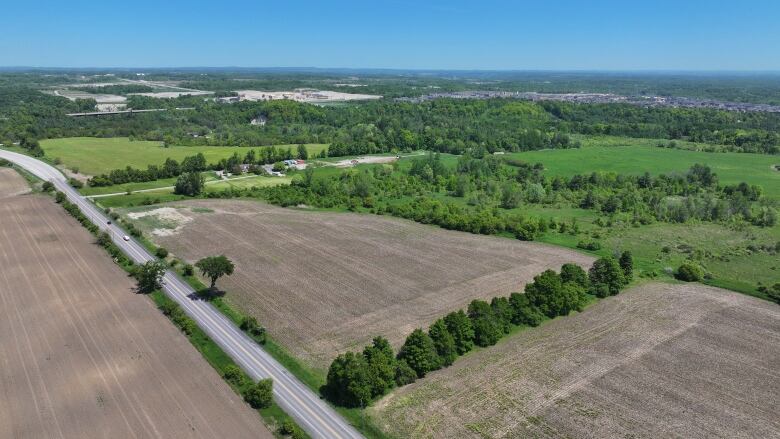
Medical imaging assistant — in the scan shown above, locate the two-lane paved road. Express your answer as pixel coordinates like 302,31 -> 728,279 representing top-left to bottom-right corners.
0,149 -> 363,439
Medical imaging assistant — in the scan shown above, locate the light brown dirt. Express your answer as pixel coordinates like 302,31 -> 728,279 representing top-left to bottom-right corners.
0,167 -> 31,198
0,170 -> 271,439
370,282 -> 780,439
128,199 -> 594,370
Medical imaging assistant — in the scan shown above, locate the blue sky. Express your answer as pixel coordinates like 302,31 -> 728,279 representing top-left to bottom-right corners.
2,0 -> 778,70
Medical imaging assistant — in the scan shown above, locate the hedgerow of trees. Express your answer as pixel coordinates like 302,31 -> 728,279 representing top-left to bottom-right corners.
324,257 -> 629,408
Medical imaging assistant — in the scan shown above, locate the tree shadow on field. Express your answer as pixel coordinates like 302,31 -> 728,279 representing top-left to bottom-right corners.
192,287 -> 225,301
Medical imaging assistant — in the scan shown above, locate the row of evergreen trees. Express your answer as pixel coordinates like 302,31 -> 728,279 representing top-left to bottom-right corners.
324,255 -> 632,408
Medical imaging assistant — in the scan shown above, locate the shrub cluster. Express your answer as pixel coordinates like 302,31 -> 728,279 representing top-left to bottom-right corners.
675,262 -> 704,282
56,191 -> 99,234
159,300 -> 197,335
758,283 -> 780,304
324,256 -> 631,408
279,419 -> 306,439
239,316 -> 267,344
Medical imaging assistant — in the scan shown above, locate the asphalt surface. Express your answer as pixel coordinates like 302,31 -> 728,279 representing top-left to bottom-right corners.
0,149 -> 364,439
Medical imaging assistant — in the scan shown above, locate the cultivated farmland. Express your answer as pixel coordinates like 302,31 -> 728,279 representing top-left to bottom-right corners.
0,167 -> 31,198
371,282 -> 780,438
122,199 -> 594,370
0,170 -> 271,438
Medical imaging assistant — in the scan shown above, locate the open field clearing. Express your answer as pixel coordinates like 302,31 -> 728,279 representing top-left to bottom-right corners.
600,221 -> 780,296
505,137 -> 780,199
81,173 -> 292,198
46,89 -> 127,104
236,89 -> 381,102
128,91 -> 213,98
0,170 -> 270,438
40,137 -> 328,176
371,282 -> 780,438
123,199 -> 594,370
205,174 -> 293,191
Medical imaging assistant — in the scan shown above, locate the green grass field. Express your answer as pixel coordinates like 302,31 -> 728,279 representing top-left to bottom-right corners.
91,174 -> 291,205
81,172 -> 292,196
506,136 -> 780,199
205,174 -> 293,191
81,176 -> 183,196
41,137 -> 329,175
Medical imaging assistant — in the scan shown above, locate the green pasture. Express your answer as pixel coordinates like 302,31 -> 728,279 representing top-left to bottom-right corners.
505,136 -> 780,198
40,137 -> 328,175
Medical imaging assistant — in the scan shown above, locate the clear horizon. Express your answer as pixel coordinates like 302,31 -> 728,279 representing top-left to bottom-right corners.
2,0 -> 779,70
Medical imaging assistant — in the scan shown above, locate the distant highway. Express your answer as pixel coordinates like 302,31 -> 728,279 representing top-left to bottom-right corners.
0,149 -> 364,439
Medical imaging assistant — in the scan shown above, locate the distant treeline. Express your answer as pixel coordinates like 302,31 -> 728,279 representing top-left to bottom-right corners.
541,101 -> 780,154
3,85 -> 780,156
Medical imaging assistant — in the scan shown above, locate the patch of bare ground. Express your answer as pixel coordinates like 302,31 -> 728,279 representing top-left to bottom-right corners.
0,167 -> 31,198
126,199 -> 594,370
0,171 -> 271,438
370,282 -> 780,439
59,166 -> 91,184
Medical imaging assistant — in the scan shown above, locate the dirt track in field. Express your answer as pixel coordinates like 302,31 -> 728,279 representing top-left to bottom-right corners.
128,199 -> 594,369
0,171 -> 271,439
371,282 -> 780,438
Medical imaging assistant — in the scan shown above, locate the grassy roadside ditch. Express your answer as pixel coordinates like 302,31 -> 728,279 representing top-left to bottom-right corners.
45,187 -> 308,439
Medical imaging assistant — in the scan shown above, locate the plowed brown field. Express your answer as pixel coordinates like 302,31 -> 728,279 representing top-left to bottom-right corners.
0,170 -> 271,439
0,167 -> 31,198
127,199 -> 594,369
371,282 -> 780,438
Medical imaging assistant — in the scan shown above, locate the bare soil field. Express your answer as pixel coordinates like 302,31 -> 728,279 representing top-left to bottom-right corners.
236,89 -> 381,103
124,199 -> 593,369
0,171 -> 271,439
0,167 -> 31,198
371,282 -> 780,439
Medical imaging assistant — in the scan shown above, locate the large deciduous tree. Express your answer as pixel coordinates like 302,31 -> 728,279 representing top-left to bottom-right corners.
195,255 -> 235,290
428,318 -> 457,367
443,310 -> 474,355
588,256 -> 626,296
324,352 -> 372,407
244,378 -> 273,409
134,260 -> 167,294
397,329 -> 441,378
173,172 -> 205,196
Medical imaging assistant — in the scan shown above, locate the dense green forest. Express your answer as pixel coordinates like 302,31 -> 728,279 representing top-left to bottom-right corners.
261,154 -> 776,233
3,85 -> 780,155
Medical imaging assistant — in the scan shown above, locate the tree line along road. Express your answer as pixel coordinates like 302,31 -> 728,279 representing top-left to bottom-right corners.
0,149 -> 363,439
